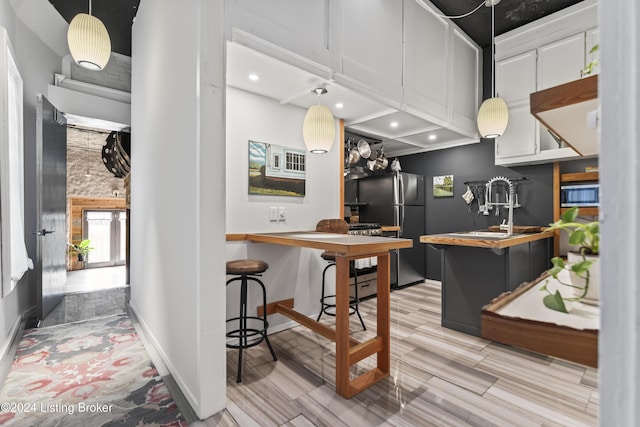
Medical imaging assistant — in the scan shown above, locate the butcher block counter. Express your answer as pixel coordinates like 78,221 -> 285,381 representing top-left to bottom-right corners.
419,228 -> 553,249
420,228 -> 553,336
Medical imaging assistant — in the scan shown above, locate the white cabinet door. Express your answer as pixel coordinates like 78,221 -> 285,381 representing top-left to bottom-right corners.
495,51 -> 537,104
450,28 -> 480,134
495,104 -> 537,159
342,0 -> 404,100
495,51 -> 537,159
403,0 -> 449,121
229,0 -> 332,67
537,33 -> 585,90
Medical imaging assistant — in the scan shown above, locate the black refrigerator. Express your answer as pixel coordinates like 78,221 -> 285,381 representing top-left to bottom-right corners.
358,172 -> 426,289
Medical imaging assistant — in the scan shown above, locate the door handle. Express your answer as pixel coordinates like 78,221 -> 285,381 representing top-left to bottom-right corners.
33,229 -> 55,236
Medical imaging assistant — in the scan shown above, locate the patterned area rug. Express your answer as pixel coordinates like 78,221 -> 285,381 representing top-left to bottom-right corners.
0,314 -> 187,426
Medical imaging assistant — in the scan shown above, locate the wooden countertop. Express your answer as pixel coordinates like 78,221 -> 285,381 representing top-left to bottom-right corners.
246,231 -> 412,256
420,229 -> 553,249
380,225 -> 400,232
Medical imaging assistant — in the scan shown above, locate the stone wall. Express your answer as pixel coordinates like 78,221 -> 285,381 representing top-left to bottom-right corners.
66,127 -> 127,198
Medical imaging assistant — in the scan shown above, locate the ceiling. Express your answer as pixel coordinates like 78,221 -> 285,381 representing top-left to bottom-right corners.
46,0 -> 586,156
430,0 -> 585,48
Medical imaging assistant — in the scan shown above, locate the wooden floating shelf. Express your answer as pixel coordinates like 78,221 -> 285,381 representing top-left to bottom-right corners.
560,171 -> 599,182
561,206 -> 599,216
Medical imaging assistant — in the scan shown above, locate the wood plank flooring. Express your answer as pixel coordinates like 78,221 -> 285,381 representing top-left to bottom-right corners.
203,280 -> 598,426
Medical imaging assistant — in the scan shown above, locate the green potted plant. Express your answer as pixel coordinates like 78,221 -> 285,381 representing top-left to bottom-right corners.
69,239 -> 94,263
540,207 -> 600,313
581,44 -> 599,77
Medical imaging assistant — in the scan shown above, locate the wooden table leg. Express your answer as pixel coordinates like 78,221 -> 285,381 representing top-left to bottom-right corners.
334,252 -> 391,398
376,252 -> 391,374
335,255 -> 351,397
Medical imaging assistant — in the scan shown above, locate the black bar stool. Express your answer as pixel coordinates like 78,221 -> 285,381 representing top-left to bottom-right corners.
226,259 -> 277,383
315,219 -> 366,330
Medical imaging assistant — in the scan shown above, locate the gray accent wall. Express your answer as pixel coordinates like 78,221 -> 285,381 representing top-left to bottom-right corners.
399,140 -> 554,280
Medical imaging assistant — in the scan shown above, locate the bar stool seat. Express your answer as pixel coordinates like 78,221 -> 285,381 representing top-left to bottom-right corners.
226,259 -> 277,383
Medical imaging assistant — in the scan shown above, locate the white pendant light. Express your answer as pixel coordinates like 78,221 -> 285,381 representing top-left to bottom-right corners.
67,0 -> 111,71
477,0 -> 508,138
303,88 -> 335,154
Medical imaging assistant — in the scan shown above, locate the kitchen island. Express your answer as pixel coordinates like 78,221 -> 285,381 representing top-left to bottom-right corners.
231,231 -> 412,398
420,229 -> 553,336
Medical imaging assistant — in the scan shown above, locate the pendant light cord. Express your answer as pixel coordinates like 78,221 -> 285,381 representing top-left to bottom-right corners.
491,3 -> 495,98
89,0 -> 92,16
414,0 -> 486,20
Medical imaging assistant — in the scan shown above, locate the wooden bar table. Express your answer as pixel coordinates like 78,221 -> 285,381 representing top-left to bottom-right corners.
245,231 -> 412,398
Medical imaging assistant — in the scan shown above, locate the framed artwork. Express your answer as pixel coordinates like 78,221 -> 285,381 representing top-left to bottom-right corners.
248,141 -> 306,197
433,175 -> 454,197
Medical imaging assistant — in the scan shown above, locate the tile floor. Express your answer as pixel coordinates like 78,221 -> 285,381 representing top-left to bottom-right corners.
66,265 -> 127,293
211,280 -> 598,427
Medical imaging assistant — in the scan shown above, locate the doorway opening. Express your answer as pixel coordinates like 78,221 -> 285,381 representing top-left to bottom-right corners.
83,209 -> 127,268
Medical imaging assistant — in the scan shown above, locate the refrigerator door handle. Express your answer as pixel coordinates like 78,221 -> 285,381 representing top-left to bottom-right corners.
398,173 -> 405,205
400,204 -> 405,237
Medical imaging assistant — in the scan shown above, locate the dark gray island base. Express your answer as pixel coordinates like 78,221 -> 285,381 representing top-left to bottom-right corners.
420,231 -> 553,337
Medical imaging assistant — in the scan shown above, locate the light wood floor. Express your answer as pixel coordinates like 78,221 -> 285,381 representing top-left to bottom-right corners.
197,280 -> 598,426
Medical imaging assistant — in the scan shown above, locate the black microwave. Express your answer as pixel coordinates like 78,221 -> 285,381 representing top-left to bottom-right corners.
561,184 -> 599,207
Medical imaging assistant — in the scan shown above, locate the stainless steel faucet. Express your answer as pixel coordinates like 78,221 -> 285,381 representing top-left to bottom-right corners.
486,176 -> 514,236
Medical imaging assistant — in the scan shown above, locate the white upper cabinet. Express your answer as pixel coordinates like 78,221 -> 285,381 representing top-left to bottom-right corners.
450,29 -> 480,135
341,0 -> 404,101
227,0 -> 332,68
537,33 -> 585,90
493,0 -> 597,166
495,51 -> 537,158
403,0 -> 449,121
496,50 -> 537,104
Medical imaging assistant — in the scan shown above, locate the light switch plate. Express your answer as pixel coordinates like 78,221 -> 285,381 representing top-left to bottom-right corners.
278,207 -> 286,221
269,207 -> 278,221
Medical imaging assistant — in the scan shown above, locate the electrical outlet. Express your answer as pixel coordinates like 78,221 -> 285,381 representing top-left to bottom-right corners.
269,207 -> 278,221
278,206 -> 286,221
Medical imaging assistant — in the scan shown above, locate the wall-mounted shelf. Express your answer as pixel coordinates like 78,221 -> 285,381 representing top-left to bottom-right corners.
530,75 -> 598,157
560,171 -> 599,182
561,206 -> 598,216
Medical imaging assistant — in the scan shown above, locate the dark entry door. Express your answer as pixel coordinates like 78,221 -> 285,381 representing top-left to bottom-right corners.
35,94 -> 67,321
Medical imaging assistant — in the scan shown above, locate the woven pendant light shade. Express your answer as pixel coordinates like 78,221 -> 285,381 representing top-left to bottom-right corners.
477,97 -> 509,138
302,104 -> 335,153
67,13 -> 111,71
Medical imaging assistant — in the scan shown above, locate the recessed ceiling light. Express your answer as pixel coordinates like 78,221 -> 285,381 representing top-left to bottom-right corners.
335,102 -> 344,109
390,121 -> 399,128
429,134 -> 437,141
248,74 -> 259,81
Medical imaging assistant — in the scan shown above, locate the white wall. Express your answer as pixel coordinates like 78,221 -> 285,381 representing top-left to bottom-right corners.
226,86 -> 340,330
0,1 -> 62,360
130,0 -> 225,419
600,0 -> 640,424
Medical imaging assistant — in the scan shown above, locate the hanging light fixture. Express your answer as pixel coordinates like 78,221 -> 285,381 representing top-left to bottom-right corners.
67,0 -> 111,71
302,87 -> 336,154
477,0 -> 509,138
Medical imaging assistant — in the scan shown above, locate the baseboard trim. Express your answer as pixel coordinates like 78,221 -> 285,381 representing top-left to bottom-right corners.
0,315 -> 26,387
128,302 -> 201,418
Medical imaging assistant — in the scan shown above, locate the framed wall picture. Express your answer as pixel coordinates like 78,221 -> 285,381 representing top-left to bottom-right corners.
433,175 -> 454,197
248,141 -> 306,197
